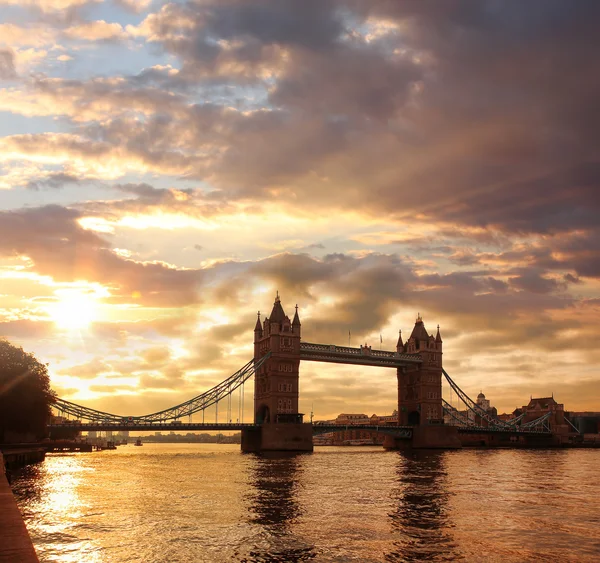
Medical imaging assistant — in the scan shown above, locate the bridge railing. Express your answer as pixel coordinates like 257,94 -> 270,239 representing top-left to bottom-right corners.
300,342 -> 421,362
370,350 -> 397,358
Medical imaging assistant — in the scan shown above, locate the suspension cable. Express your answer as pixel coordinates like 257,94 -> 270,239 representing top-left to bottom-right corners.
53,352 -> 270,423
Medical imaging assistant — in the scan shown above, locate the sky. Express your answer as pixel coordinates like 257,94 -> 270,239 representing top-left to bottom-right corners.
1,0 -> 599,420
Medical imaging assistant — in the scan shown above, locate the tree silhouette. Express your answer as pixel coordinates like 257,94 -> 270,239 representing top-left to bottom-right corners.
0,339 -> 56,443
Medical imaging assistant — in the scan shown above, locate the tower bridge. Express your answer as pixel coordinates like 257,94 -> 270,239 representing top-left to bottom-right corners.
51,294 -> 567,451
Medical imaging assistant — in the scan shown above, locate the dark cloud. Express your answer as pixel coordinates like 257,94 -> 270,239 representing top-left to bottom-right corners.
448,249 -> 481,267
0,49 -> 16,79
3,1 -> 599,242
123,0 -> 600,236
26,172 -> 83,190
270,43 -> 422,120
508,269 -> 562,294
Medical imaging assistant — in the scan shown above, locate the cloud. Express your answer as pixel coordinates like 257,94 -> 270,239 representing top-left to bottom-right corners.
0,0 -> 100,12
508,269 -> 563,294
64,20 -> 128,42
120,0 -> 600,237
26,172 -> 83,190
113,0 -> 152,13
1,1 -> 598,240
0,205 -> 204,306
1,0 -> 599,417
0,49 -> 17,79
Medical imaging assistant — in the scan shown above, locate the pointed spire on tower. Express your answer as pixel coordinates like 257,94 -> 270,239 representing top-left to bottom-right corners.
269,291 -> 286,323
410,314 -> 429,342
436,324 -> 443,343
292,303 -> 301,326
396,329 -> 403,350
254,311 -> 262,332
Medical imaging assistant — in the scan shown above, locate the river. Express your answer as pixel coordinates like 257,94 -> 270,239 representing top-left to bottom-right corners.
10,444 -> 600,562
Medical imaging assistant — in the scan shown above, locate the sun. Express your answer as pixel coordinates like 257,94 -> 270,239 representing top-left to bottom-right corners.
48,290 -> 98,330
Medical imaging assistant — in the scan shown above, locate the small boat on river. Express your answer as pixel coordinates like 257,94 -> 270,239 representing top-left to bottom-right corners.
134,438 -> 143,446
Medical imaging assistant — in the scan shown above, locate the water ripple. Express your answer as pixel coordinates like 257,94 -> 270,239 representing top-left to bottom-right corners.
10,444 -> 600,562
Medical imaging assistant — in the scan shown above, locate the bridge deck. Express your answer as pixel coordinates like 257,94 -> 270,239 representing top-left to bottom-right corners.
49,422 -> 259,432
456,426 -> 552,435
313,424 -> 413,438
50,422 -> 551,436
300,342 -> 422,368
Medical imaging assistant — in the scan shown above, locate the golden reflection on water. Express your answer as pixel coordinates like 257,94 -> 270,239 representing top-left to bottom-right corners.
243,453 -> 315,562
10,445 -> 600,563
386,451 -> 457,562
12,455 -> 102,563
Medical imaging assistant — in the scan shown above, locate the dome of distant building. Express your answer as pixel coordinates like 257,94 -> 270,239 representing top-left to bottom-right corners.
477,392 -> 485,400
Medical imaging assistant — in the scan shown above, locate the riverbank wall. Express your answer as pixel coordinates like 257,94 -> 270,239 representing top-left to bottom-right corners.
1,446 -> 46,471
0,452 -> 40,563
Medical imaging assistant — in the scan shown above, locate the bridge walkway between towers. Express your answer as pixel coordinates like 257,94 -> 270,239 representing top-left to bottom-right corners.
49,422 -> 260,433
299,342 -> 422,368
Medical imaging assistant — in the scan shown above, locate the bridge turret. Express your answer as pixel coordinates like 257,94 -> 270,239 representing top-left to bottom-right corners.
253,293 -> 302,425
396,329 -> 403,352
397,314 -> 443,427
254,311 -> 263,341
292,304 -> 301,335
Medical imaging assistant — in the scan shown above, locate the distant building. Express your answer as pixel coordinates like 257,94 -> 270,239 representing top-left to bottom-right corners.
334,413 -> 370,425
565,412 -> 600,440
315,411 -> 399,445
443,404 -> 467,425
513,396 -> 570,437
370,410 -> 398,426
476,392 -> 490,411
468,392 -> 498,425
519,396 -> 564,424
443,391 -> 497,427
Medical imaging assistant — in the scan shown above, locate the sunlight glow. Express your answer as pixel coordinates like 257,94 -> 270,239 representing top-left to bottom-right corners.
48,290 -> 98,330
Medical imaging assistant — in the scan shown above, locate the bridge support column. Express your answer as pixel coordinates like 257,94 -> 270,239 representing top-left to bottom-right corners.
383,425 -> 461,449
241,423 -> 313,452
246,295 -> 313,452
411,425 -> 461,449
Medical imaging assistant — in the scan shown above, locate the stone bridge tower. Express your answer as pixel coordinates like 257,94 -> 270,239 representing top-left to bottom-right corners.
243,294 -> 313,452
394,316 -> 460,448
253,293 -> 302,424
396,315 -> 443,426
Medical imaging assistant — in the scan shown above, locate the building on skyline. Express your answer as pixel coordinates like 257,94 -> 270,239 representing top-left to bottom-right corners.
565,412 -> 600,440
313,411 -> 399,445
514,396 -> 569,436
443,391 -> 498,427
334,413 -> 370,425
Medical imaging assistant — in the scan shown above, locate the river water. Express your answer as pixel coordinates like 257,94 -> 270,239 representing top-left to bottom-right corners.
10,444 -> 600,562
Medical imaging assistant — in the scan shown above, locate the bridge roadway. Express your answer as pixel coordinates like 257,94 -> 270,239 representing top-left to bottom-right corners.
50,422 -> 257,433
49,422 -> 550,437
299,342 -> 422,368
49,422 -> 415,438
